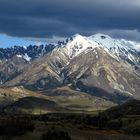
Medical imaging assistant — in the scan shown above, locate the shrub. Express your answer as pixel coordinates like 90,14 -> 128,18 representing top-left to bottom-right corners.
122,121 -> 140,135
107,119 -> 122,130
0,117 -> 34,136
41,128 -> 71,140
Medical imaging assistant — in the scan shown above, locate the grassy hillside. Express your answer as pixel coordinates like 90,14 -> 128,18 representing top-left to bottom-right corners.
4,97 -> 68,114
43,86 -> 115,112
0,86 -> 115,114
0,86 -> 52,107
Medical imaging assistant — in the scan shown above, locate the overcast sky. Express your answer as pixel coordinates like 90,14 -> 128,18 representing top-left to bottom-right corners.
0,0 -> 140,47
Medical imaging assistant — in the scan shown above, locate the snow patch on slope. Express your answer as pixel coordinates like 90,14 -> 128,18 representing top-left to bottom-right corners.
16,54 -> 31,61
23,53 -> 31,61
16,55 -> 22,58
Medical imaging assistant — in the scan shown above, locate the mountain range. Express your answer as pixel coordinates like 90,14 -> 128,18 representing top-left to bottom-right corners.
0,33 -> 140,114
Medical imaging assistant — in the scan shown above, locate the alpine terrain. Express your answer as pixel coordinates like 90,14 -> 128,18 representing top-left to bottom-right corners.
0,33 -> 140,113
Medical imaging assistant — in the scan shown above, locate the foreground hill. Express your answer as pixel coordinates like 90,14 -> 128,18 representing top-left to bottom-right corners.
4,96 -> 68,114
0,86 -> 115,114
103,99 -> 140,118
95,99 -> 140,135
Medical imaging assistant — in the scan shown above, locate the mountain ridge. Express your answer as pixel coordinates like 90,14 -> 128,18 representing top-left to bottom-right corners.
0,33 -> 140,110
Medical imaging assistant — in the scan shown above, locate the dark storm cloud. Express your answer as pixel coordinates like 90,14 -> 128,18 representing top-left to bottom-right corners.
0,0 -> 140,41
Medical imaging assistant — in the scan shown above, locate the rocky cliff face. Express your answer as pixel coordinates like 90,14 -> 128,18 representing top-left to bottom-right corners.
0,44 -> 55,84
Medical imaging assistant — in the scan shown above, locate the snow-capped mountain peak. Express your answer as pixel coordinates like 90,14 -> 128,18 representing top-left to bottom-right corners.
71,33 -> 83,39
88,33 -> 140,52
64,34 -> 99,59
89,34 -> 140,64
88,33 -> 116,49
60,33 -> 140,65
